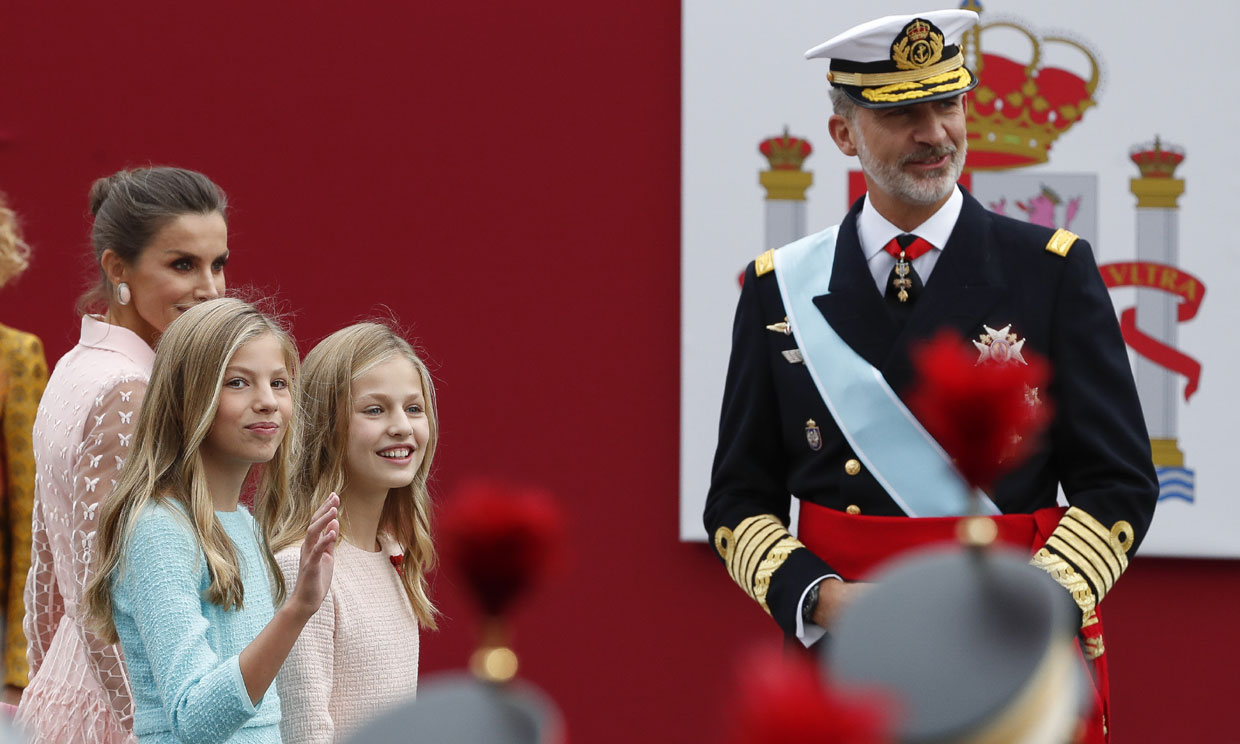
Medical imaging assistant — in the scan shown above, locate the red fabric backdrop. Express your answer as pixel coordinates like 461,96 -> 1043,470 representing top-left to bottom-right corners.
0,3 -> 1233,741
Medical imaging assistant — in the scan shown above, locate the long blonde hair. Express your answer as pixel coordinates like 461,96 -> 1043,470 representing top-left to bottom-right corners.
84,297 -> 299,643
266,322 -> 439,629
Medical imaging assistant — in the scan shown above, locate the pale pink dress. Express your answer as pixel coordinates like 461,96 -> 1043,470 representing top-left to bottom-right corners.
275,536 -> 420,743
16,316 -> 152,744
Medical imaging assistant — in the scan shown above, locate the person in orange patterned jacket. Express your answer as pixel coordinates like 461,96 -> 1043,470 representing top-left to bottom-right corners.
0,192 -> 49,706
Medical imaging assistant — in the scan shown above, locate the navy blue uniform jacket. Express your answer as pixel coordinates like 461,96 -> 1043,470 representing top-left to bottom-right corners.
704,190 -> 1158,639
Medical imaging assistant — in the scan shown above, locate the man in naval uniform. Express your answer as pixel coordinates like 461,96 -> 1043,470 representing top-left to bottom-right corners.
704,9 -> 1157,741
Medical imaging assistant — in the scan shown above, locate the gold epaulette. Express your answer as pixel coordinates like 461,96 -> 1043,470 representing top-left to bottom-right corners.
714,514 -> 803,615
1045,229 -> 1078,257
754,249 -> 775,277
1031,507 -> 1135,629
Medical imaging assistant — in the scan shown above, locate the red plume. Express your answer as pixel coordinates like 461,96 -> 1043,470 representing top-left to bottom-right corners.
729,645 -> 892,744
907,331 -> 1051,491
439,479 -> 563,618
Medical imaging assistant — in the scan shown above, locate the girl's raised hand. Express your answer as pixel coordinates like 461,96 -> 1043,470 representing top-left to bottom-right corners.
290,492 -> 339,618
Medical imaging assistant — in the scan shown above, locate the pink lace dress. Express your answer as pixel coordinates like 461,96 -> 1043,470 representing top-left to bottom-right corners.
16,316 -> 153,744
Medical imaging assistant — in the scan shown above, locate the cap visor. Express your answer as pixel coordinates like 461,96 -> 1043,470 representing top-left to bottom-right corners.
841,67 -> 978,109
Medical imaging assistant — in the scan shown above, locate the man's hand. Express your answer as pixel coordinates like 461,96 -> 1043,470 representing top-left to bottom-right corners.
812,578 -> 869,630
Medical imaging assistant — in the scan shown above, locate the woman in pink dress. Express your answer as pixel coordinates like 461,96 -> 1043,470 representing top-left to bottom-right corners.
16,167 -> 230,743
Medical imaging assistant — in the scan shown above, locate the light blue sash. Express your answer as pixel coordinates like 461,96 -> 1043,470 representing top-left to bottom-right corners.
772,227 -> 997,518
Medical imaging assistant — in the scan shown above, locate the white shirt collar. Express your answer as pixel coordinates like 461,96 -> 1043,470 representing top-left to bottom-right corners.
857,185 -> 964,259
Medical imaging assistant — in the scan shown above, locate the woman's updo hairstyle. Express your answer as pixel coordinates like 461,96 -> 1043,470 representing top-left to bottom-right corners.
79,166 -> 228,312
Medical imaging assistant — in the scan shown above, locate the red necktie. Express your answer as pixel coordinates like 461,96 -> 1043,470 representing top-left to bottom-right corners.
883,233 -> 934,261
884,233 -> 931,310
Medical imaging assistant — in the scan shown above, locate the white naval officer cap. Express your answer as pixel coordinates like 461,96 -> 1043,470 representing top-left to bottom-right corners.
805,9 -> 980,109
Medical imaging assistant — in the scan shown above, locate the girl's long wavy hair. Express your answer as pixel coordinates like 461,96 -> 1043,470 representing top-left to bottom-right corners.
265,322 -> 439,629
84,298 -> 299,643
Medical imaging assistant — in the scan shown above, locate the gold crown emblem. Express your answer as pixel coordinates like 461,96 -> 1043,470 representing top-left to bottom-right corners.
1129,137 -> 1185,179
893,18 -> 944,70
961,7 -> 1100,171
906,19 -> 932,42
759,127 -> 813,171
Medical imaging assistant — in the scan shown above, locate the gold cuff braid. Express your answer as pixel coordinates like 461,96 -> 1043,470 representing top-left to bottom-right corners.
715,514 -> 805,615
1032,507 -> 1136,626
1031,548 -> 1097,621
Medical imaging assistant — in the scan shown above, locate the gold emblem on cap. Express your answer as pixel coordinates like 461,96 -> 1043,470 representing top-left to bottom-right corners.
845,505 -> 861,515
844,459 -> 861,476
893,18 -> 944,71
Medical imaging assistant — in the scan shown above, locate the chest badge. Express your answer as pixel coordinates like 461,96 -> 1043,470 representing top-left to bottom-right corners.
973,324 -> 1028,366
805,419 -> 822,451
765,317 -> 792,335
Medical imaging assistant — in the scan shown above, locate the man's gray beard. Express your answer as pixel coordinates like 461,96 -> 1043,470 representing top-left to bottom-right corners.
855,133 -> 967,206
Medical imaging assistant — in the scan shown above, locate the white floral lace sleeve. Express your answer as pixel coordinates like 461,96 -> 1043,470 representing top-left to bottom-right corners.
66,381 -> 146,728
23,494 -> 64,678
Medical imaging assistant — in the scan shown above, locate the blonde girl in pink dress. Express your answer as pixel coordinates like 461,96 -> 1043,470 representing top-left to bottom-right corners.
17,167 -> 230,743
268,323 -> 440,743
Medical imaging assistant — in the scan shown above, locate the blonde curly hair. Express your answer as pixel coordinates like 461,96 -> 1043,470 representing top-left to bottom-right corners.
0,193 -> 31,288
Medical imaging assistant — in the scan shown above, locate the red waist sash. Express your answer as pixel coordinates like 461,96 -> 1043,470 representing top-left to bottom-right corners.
797,501 -> 1067,579
798,501 -> 1110,743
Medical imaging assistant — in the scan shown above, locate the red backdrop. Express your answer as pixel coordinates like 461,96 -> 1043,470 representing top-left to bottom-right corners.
1,3 -> 1234,741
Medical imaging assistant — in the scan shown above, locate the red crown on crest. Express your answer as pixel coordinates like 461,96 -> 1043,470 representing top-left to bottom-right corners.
1129,137 -> 1185,179
759,127 -> 813,171
960,2 -> 1099,171
907,19 -> 932,42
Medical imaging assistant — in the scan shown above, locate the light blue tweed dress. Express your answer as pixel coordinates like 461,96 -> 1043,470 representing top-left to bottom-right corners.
112,502 -> 282,743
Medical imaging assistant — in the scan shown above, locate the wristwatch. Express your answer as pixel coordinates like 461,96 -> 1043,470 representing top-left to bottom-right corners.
802,580 -> 822,626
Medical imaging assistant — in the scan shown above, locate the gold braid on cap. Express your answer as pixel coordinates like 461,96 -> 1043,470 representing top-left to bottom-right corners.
828,51 -> 964,88
714,514 -> 805,615
860,68 -> 973,104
